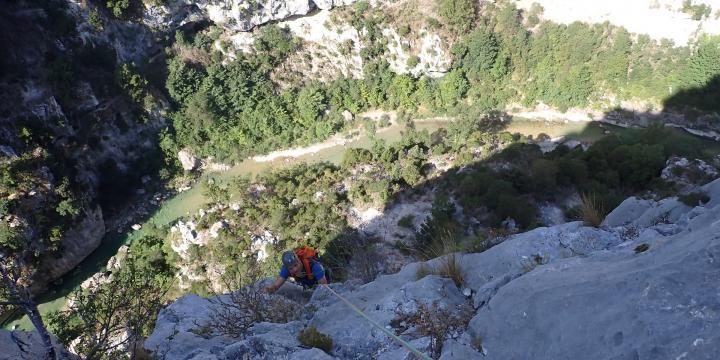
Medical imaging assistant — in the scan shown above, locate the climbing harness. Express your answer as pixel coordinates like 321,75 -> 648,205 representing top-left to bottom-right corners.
320,284 -> 433,360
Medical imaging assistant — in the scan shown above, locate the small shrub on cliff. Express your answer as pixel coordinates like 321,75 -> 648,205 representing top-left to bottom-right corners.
579,193 -> 605,227
439,252 -> 465,287
397,214 -> 415,229
206,265 -> 299,338
414,234 -> 465,288
298,326 -> 334,353
407,55 -> 421,68
414,195 -> 460,259
49,253 -> 171,359
393,301 -> 473,358
678,191 -> 710,207
115,62 -> 148,104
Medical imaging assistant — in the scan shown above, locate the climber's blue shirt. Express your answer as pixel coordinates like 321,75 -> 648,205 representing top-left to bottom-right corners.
279,261 -> 325,287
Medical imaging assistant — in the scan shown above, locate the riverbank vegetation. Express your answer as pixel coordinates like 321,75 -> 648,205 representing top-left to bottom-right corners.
159,1 -> 720,168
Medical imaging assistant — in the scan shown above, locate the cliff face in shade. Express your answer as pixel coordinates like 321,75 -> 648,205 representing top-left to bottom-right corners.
29,206 -> 105,294
0,0 -> 165,293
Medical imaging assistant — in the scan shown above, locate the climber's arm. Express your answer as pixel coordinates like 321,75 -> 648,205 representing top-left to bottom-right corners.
265,266 -> 290,293
265,276 -> 286,293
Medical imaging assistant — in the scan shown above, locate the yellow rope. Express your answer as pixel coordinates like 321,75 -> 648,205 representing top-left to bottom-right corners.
321,284 -> 433,360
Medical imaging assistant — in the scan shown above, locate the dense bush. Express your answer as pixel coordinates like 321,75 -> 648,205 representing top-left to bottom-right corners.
678,192 -> 710,206
438,0 -> 477,33
298,326 -> 334,353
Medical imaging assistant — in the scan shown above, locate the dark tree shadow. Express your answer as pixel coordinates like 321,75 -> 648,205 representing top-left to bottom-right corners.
595,74 -> 720,142
324,77 -> 720,283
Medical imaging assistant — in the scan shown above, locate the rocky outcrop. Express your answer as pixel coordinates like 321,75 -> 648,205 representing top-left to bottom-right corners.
146,178 -> 720,359
442,178 -> 720,359
151,0 -> 361,32
30,206 -> 106,294
661,155 -> 719,192
1,0 -> 167,294
0,330 -> 78,360
178,148 -> 200,171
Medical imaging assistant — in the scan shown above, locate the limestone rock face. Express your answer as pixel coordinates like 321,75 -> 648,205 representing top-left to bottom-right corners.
661,156 -> 719,192
178,148 -> 199,171
0,330 -> 78,360
146,179 -> 720,359
441,179 -> 720,359
30,206 -> 106,294
144,0 -> 369,33
157,0 -> 355,32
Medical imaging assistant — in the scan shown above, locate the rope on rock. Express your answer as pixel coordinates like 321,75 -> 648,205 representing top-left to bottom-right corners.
321,284 -> 433,360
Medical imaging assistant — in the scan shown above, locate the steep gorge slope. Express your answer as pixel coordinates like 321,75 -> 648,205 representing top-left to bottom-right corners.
144,178 -> 720,359
2,0 -> 720,357
0,0 -> 165,292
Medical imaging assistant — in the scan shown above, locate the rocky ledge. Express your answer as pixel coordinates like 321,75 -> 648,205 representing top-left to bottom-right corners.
144,178 -> 720,359
149,0 -> 362,31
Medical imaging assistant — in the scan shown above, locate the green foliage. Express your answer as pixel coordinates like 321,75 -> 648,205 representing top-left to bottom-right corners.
414,195 -> 459,258
341,148 -> 374,169
55,199 -> 80,218
115,62 -> 148,104
296,84 -> 327,127
0,223 -> 22,251
397,214 -> 415,229
166,57 -> 205,104
298,326 -> 333,353
668,35 -> 720,111
87,9 -> 103,31
682,0 -> 712,20
105,0 -> 136,18
201,178 -> 230,205
386,74 -> 416,109
406,55 -> 420,68
253,25 -> 298,70
456,27 -> 499,82
678,191 -> 710,206
438,70 -> 468,110
438,0 -> 477,33
48,251 -> 171,359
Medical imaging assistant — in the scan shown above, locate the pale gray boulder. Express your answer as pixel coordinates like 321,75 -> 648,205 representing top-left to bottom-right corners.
603,196 -> 654,227
461,221 -> 622,308
144,294 -> 232,360
310,274 -> 467,358
441,180 -> 720,360
223,321 -> 306,359
178,148 -> 199,171
0,330 -> 78,360
377,337 -> 432,360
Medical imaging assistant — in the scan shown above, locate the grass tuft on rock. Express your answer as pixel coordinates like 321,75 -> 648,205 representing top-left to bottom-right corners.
298,326 -> 333,353
580,193 -> 605,227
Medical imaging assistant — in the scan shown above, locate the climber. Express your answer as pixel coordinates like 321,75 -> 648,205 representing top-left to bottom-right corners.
264,247 -> 328,293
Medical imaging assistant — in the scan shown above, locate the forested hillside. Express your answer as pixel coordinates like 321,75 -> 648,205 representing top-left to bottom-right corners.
160,0 -> 720,163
